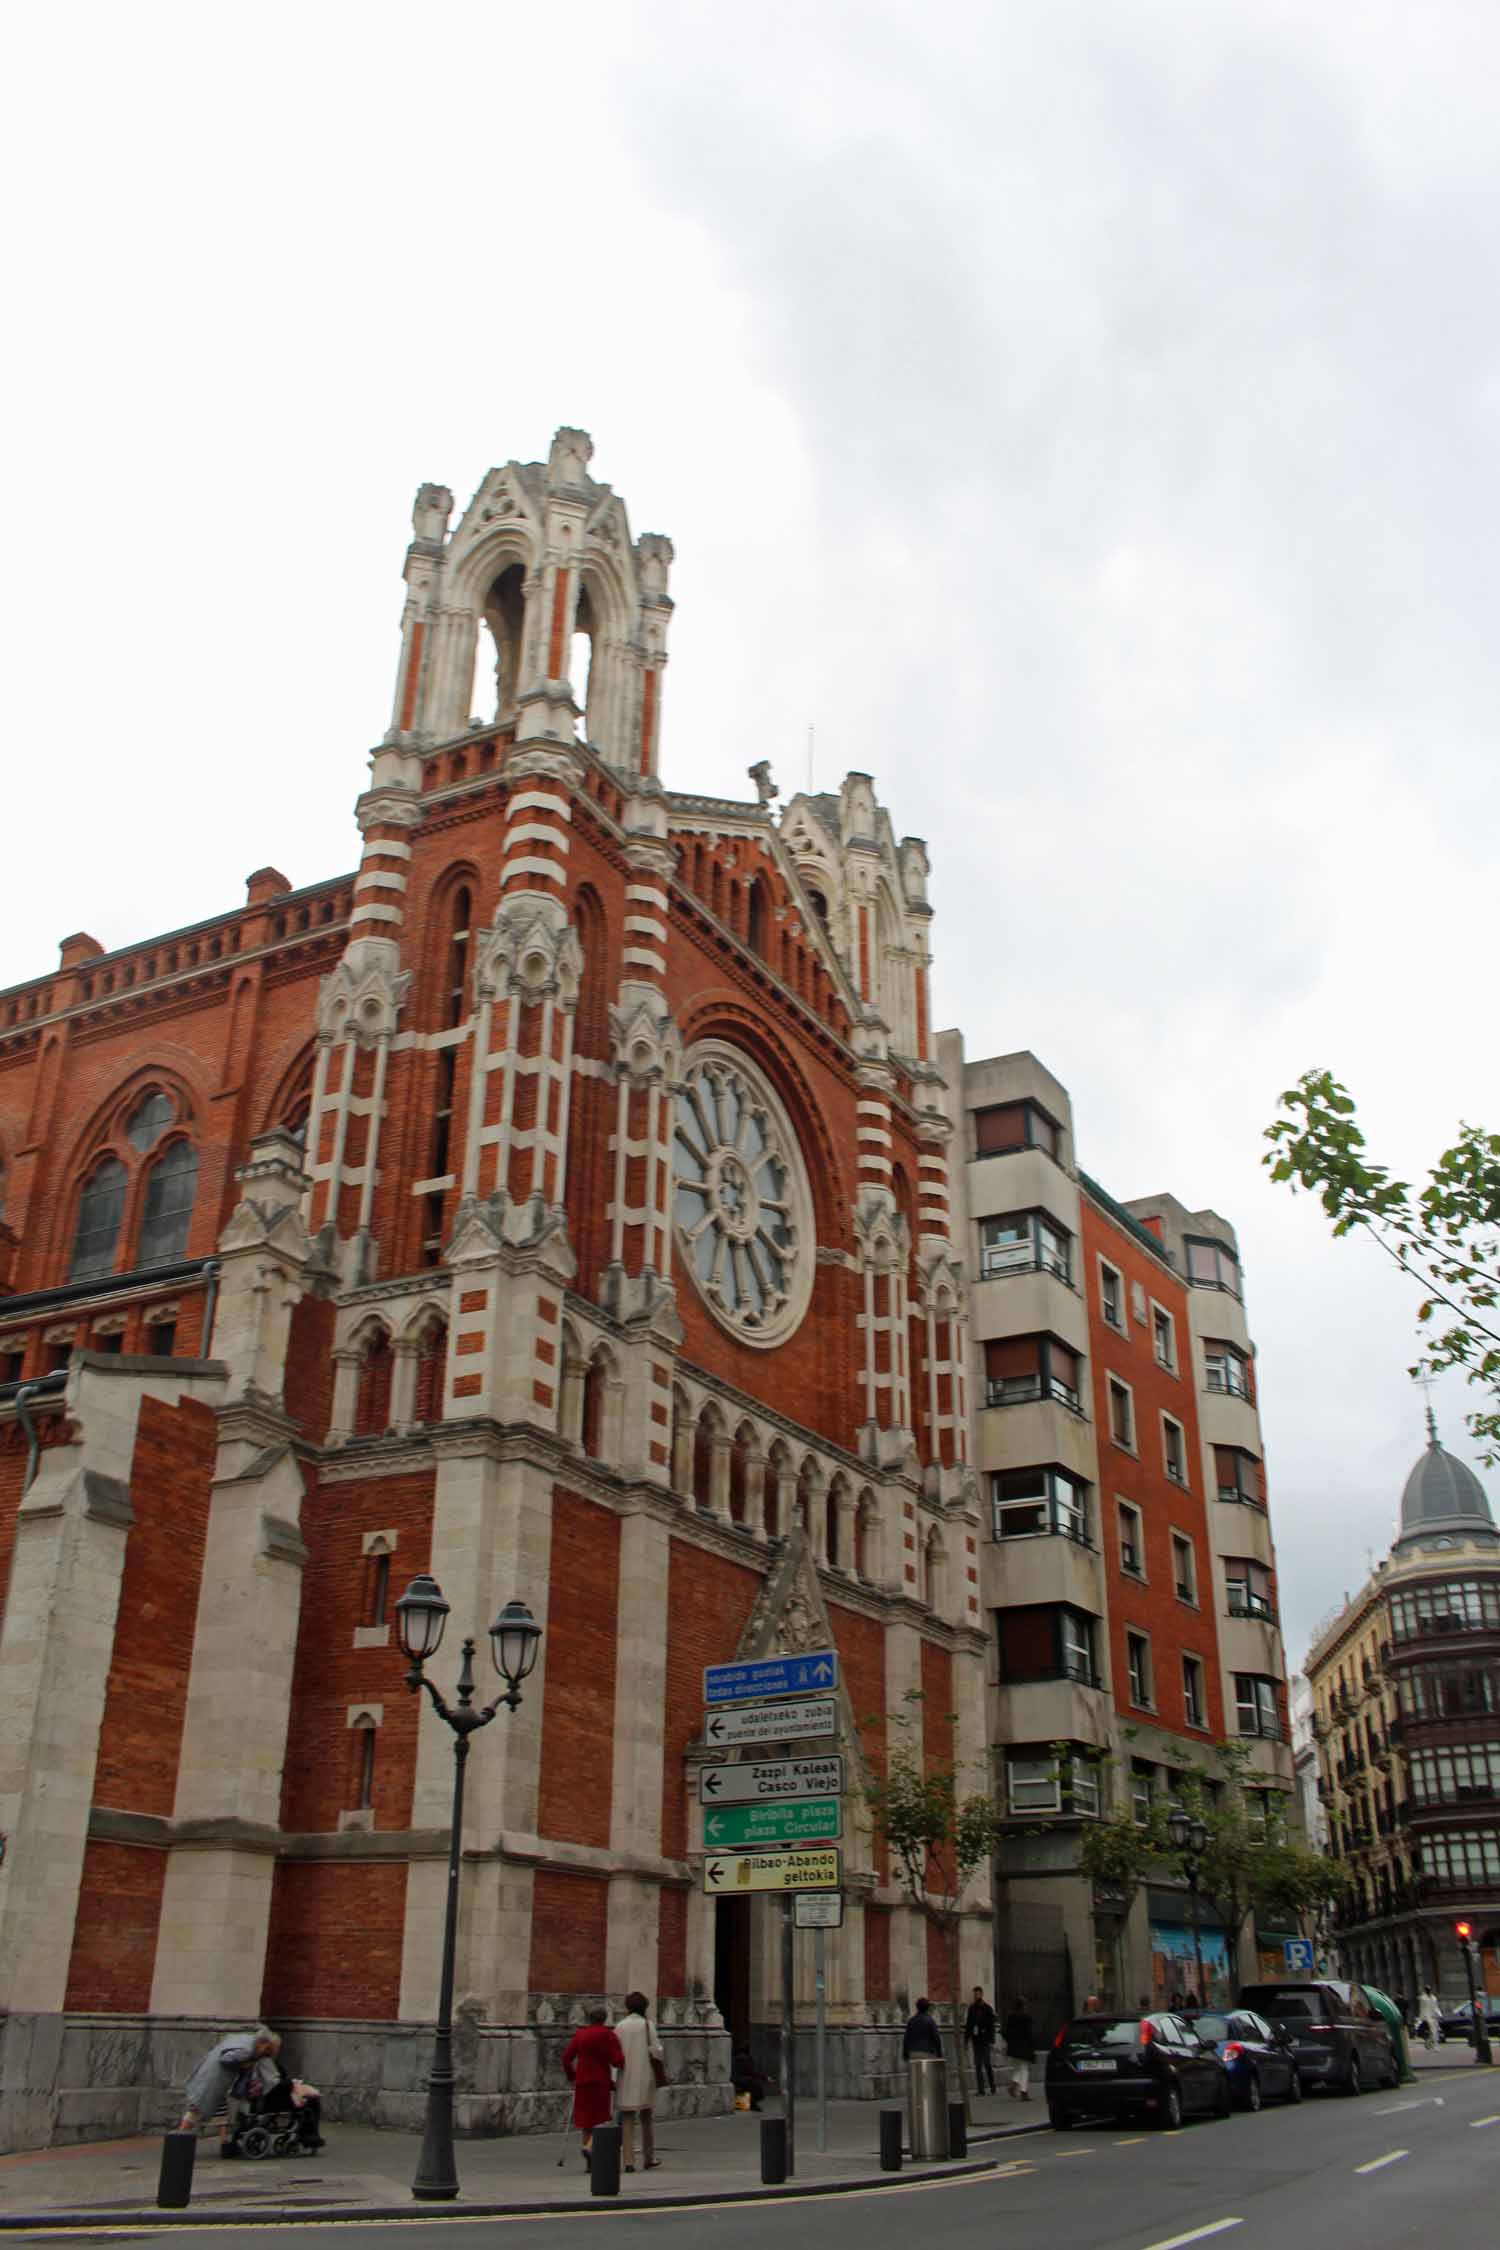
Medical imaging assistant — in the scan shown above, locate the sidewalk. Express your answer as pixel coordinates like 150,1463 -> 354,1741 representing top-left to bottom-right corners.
0,2093 -> 1045,2224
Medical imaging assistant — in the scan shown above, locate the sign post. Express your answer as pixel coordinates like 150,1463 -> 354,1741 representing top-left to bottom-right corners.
702,1799 -> 841,1851
1282,1937 -> 1314,1974
699,1755 -> 843,1804
703,1699 -> 838,1750
814,1924 -> 828,2152
782,1896 -> 796,2178
701,1847 -> 841,1896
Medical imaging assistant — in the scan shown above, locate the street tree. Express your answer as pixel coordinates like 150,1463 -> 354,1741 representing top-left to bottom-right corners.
1265,1068 -> 1500,1461
862,1694 -> 1002,2112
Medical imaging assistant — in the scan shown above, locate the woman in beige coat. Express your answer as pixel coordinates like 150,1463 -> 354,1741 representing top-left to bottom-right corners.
614,1991 -> 665,2171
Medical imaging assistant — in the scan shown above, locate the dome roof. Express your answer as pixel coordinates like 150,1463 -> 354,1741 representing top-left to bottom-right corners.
1396,1425 -> 1496,1546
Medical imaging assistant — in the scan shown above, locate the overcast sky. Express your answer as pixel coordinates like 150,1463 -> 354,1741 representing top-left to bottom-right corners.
6,1 -> 1497,1665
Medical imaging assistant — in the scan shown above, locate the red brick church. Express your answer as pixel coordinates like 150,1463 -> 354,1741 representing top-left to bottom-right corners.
0,429 -> 990,2145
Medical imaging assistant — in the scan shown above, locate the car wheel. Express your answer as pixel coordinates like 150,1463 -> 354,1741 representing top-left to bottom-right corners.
1158,2080 -> 1183,2131
1242,2073 -> 1262,2114
1343,2055 -> 1362,2098
1047,2103 -> 1072,2132
1286,2067 -> 1304,2105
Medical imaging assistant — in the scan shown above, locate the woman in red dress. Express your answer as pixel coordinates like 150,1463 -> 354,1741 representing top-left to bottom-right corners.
562,2007 -> 625,2166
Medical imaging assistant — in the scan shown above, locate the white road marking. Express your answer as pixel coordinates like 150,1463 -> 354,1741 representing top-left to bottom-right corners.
1469,2115 -> 1500,2129
1140,2221 -> 1243,2250
1355,2149 -> 1410,2174
1375,2096 -> 1443,2114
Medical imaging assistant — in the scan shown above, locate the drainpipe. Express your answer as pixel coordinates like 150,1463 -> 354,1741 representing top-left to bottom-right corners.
200,1259 -> 221,1357
15,1380 -> 46,1494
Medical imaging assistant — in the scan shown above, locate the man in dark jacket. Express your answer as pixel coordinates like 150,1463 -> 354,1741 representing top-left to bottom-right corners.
902,1997 -> 945,2058
964,1987 -> 997,2093
1001,1995 -> 1037,2101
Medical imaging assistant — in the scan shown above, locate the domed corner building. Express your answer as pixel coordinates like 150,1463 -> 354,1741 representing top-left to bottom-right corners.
0,430 -> 992,2147
1307,1407 -> 1500,2006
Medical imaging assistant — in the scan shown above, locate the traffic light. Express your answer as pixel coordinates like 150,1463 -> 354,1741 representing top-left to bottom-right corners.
1456,1919 -> 1474,1943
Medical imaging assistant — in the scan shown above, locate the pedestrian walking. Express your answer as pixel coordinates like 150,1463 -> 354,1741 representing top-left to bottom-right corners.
614,1990 -> 665,2173
562,2006 -> 624,2168
964,1987 -> 997,2094
1418,1984 -> 1444,2048
177,2029 -> 281,2152
1001,1995 -> 1037,2101
902,1996 -> 945,2059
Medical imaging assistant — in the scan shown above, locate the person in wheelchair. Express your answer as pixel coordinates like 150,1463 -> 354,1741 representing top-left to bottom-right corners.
225,2060 -> 324,2158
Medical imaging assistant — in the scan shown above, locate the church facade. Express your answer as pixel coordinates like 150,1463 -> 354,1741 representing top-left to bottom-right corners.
0,431 -> 989,2147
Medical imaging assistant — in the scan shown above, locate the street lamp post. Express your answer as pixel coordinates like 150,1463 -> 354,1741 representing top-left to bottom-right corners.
1167,1807 -> 1210,2007
395,1573 -> 543,2202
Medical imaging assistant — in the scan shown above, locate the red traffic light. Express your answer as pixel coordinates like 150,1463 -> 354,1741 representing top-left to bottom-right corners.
1456,1920 -> 1474,1941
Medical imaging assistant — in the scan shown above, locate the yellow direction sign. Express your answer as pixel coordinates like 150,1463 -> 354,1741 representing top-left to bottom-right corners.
702,1847 -> 841,1895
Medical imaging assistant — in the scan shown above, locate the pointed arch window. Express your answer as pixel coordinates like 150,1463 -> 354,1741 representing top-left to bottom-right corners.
138,1141 -> 198,1267
70,1158 -> 128,1280
126,1090 -> 175,1153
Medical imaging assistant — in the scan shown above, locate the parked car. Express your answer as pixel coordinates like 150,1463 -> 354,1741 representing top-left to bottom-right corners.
1046,2012 -> 1232,2131
1237,1980 -> 1398,2096
1182,2009 -> 1303,2110
1439,1997 -> 1500,2039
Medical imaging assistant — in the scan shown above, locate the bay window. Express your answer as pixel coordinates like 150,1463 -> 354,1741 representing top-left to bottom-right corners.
980,1210 -> 1071,1283
992,1465 -> 1091,1544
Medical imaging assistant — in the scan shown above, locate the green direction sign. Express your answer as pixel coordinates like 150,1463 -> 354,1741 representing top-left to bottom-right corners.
702,1797 -> 842,1850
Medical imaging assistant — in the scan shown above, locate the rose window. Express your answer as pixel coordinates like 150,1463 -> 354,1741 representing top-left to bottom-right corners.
671,1043 -> 813,1348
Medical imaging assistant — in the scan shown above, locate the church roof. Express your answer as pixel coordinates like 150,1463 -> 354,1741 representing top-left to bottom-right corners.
1395,1413 -> 1496,1546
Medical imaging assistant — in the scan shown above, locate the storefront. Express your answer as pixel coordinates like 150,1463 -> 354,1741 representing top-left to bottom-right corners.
1146,1890 -> 1232,2007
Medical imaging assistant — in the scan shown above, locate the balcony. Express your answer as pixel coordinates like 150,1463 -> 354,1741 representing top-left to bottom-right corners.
1228,1589 -> 1277,1624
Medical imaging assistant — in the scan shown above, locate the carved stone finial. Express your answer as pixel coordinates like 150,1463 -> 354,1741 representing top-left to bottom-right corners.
548,427 -> 594,486
412,483 -> 453,543
636,532 -> 674,596
749,759 -> 778,806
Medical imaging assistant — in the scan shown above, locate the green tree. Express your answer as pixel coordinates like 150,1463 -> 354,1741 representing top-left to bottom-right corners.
1265,1069 -> 1500,1461
1163,1745 -> 1344,1986
862,1696 -> 1002,2113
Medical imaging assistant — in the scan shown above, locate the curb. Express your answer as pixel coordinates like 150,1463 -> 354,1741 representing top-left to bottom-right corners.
0,2136 -> 1053,2231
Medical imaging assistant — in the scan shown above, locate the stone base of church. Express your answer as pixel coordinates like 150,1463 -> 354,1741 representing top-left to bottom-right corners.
0,2003 -> 930,2153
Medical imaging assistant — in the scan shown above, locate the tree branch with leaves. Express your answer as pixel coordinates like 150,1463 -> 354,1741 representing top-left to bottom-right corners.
1265,1068 -> 1500,1461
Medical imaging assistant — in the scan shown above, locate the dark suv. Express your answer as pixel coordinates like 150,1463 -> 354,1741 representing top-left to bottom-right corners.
1237,1980 -> 1397,2096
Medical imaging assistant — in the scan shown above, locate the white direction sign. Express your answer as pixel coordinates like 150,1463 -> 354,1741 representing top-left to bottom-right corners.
699,1755 -> 844,1806
794,1893 -> 845,1930
701,1847 -> 841,1896
704,1697 -> 838,1750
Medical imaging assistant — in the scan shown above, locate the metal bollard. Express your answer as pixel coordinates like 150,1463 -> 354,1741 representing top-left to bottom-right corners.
879,2105 -> 904,2171
947,2100 -> 967,2158
157,2131 -> 197,2209
589,2123 -> 622,2197
760,2113 -> 788,2184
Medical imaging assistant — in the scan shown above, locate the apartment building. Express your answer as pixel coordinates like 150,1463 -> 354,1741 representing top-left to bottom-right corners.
941,1041 -> 1295,2013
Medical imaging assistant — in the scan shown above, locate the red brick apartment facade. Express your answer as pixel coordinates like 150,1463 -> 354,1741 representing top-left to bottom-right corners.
940,1047 -> 1294,2013
0,431 -> 989,2149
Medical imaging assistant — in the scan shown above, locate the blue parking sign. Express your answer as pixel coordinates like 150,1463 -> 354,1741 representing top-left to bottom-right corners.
1283,1937 -> 1314,1973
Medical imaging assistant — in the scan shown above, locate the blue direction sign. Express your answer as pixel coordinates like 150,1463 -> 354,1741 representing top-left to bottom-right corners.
704,1652 -> 839,1707
1283,1937 -> 1315,1973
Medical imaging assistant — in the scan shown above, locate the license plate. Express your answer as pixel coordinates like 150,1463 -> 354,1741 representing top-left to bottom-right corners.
1077,2059 -> 1115,2072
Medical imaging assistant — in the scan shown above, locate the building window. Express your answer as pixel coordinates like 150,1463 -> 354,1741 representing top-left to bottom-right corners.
992,1466 -> 1091,1545
1182,1654 -> 1207,1729
996,1604 -> 1100,1688
1151,1305 -> 1176,1372
1131,1761 -> 1155,1825
1099,1259 -> 1124,1331
1007,1754 -> 1060,1813
1107,1377 -> 1135,1451
983,1333 -> 1082,1411
126,1090 -> 175,1152
354,1721 -> 377,1812
1127,1632 -> 1153,1709
69,1157 -> 127,1281
137,1141 -> 198,1267
1235,1673 -> 1282,1740
1068,1756 -> 1101,1816
365,1550 -> 391,1627
1408,1743 -> 1500,1806
146,1317 -> 176,1358
1390,1580 -> 1500,1642
1162,1416 -> 1187,1486
1118,1500 -> 1145,1578
1417,1829 -> 1500,1884
1186,1236 -> 1242,1295
1215,1446 -> 1265,1507
2,1348 -> 24,1385
1204,1341 -> 1252,1399
1400,1664 -> 1500,1719
1226,1558 -> 1275,1621
979,1210 -> 1071,1283
1172,1533 -> 1197,1605
974,1101 -> 1061,1161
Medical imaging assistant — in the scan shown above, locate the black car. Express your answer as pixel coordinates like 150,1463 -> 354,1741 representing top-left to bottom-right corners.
1439,1998 -> 1500,2040
1046,2012 -> 1232,2131
1237,1980 -> 1398,2097
1182,2008 -> 1303,2110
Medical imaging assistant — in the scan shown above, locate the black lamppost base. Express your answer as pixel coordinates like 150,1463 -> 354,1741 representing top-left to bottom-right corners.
412,2077 -> 459,2202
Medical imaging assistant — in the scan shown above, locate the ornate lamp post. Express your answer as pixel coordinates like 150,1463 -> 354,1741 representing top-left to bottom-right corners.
395,1573 -> 542,2201
1167,1805 -> 1210,2006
